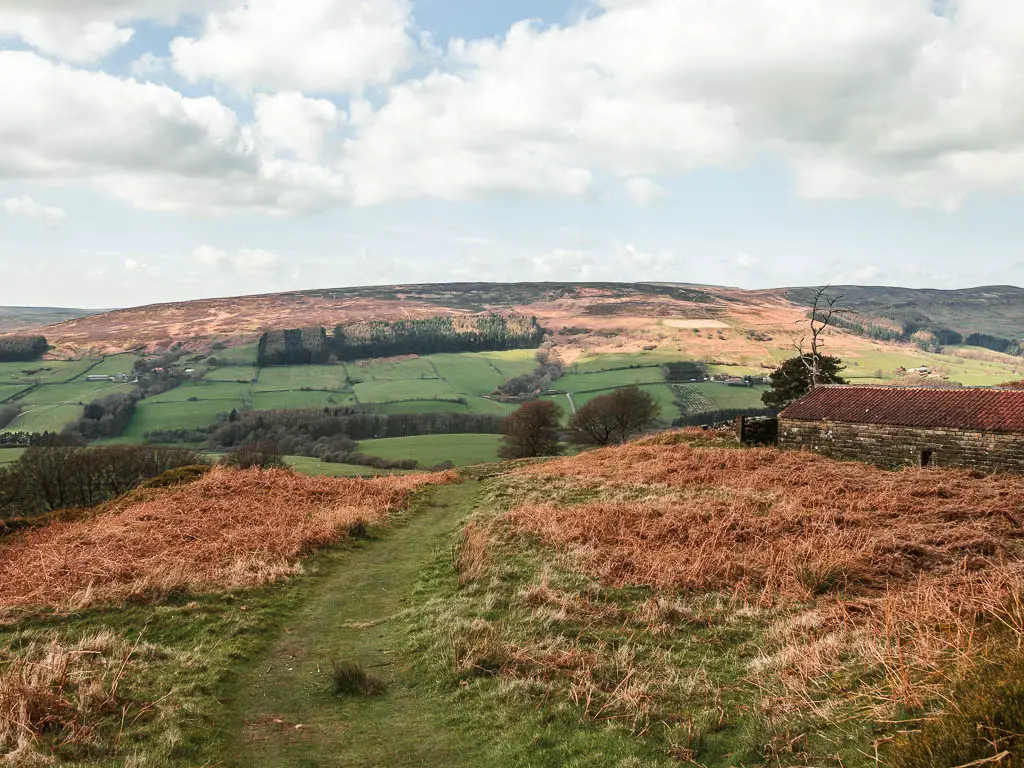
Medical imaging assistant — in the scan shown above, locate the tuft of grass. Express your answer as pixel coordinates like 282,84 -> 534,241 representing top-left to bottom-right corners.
328,660 -> 386,697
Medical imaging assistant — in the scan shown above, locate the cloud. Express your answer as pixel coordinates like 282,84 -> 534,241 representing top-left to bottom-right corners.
171,0 -> 417,93
8,0 -> 1024,216
193,245 -> 278,273
255,92 -> 344,161
625,177 -> 669,206
3,196 -> 67,228
337,0 -> 1024,208
0,2 -> 214,63
0,51 -> 349,214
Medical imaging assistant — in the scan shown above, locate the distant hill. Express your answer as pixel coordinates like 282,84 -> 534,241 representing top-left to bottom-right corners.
787,285 -> 1024,341
0,306 -> 101,333
3,282 -> 1021,366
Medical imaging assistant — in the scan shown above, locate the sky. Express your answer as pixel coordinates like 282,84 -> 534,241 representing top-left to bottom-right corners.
2,0 -> 1024,308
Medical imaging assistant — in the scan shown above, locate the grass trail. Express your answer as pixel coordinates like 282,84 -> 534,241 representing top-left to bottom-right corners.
226,482 -> 487,767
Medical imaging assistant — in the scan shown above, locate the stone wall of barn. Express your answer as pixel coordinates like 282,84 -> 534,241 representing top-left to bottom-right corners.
778,418 -> 1024,474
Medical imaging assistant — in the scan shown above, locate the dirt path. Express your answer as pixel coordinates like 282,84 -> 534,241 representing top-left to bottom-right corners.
225,482 -> 486,767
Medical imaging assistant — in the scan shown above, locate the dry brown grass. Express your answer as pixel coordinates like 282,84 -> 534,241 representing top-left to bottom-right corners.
506,439 -> 1024,714
0,467 -> 454,611
0,632 -> 138,765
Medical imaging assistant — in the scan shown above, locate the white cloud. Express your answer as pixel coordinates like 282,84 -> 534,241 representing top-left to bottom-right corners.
255,92 -> 344,161
4,196 -> 67,228
130,52 -> 169,80
0,51 -> 349,214
736,253 -> 758,270
193,245 -> 278,273
337,0 -> 1024,208
625,177 -> 669,206
8,0 -> 1024,217
0,1 -> 215,63
171,0 -> 417,93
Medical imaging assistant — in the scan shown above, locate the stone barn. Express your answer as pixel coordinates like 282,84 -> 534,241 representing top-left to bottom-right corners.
778,386 -> 1024,473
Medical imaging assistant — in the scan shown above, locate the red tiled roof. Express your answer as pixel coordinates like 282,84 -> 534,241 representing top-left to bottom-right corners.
779,386 -> 1024,433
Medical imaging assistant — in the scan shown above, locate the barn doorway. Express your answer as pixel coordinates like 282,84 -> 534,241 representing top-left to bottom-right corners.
920,449 -> 934,467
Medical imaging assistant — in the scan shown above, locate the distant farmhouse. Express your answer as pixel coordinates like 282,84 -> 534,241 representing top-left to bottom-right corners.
779,386 -> 1024,474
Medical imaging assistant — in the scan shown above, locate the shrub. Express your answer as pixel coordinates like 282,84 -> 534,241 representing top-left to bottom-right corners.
219,442 -> 285,470
888,647 -> 1024,768
329,661 -> 385,697
0,445 -> 202,519
141,464 -> 212,489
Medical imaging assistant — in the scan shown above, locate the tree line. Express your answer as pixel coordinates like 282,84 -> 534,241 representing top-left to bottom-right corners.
0,444 -> 201,520
0,335 -> 48,362
257,314 -> 544,366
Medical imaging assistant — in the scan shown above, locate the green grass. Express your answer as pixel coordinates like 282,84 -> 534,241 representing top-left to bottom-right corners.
122,399 -> 240,439
0,359 -> 99,384
83,354 -> 142,377
463,396 -> 517,416
202,367 -> 257,382
354,378 -> 458,404
0,447 -> 25,465
145,382 -> 252,403
251,390 -> 357,410
283,455 -> 413,477
0,384 -> 30,403
348,357 -> 439,382
569,351 -> 681,374
255,365 -> 349,392
359,434 -> 502,467
211,342 -> 260,365
481,350 -> 538,379
1,403 -> 84,433
372,400 -> 472,415
683,382 -> 770,411
427,353 -> 506,395
16,381 -> 135,406
556,367 -> 666,393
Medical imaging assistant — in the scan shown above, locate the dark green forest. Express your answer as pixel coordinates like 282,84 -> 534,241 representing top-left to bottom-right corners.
257,314 -> 544,366
0,335 -> 48,362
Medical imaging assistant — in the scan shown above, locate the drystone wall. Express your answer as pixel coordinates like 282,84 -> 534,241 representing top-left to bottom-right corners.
778,418 -> 1024,474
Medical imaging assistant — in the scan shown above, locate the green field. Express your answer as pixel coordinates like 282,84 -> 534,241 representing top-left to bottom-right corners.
0,359 -> 98,384
202,368 -> 257,383
0,384 -> 30,403
211,342 -> 259,365
145,382 -> 252,403
358,434 -> 502,467
0,447 -> 25,465
17,381 -> 135,406
556,366 -> 666,393
427,354 -> 505,395
83,354 -> 141,377
677,382 -> 770,412
371,400 -> 471,415
482,350 -> 538,378
569,351 -> 681,374
251,390 -> 356,411
348,357 -> 438,382
354,378 -> 458,404
255,365 -> 349,392
122,400 -> 240,439
283,455 -> 413,477
2,403 -> 85,433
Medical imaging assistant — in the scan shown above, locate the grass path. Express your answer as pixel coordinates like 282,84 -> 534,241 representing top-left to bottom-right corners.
225,482 -> 488,767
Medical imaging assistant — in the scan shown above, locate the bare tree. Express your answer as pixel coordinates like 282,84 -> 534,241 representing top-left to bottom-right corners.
792,286 -> 843,389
